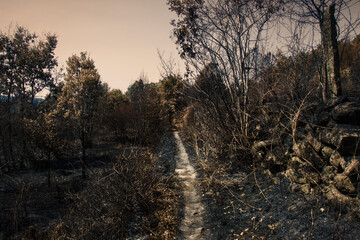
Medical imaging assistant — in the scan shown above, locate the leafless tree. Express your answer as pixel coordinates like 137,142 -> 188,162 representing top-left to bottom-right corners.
168,0 -> 282,141
157,49 -> 183,79
278,0 -> 360,101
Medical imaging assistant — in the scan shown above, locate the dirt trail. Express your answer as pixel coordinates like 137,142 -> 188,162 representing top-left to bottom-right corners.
157,132 -> 360,239
174,131 -> 206,240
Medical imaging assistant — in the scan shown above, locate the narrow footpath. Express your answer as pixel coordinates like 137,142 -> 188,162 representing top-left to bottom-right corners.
173,131 -> 206,240
156,132 -> 360,239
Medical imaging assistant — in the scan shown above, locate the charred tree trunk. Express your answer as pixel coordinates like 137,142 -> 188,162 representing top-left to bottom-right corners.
321,4 -> 342,101
2,102 -> 14,163
80,128 -> 86,179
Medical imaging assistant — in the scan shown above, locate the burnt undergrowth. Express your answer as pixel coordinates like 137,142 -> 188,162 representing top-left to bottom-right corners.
1,134 -> 180,240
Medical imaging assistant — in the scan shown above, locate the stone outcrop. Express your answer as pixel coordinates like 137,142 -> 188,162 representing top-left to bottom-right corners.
251,97 -> 360,209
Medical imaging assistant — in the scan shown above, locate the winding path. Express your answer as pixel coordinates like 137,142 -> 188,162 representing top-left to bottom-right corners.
174,131 -> 205,240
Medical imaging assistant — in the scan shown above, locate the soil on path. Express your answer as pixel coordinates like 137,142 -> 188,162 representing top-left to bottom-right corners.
157,131 -> 211,239
174,131 -> 206,239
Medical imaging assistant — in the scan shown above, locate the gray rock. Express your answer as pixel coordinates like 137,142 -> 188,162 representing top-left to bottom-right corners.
334,173 -> 357,194
306,132 -> 322,152
335,128 -> 360,156
321,146 -> 334,161
318,129 -> 334,146
287,157 -> 320,185
321,165 -> 337,182
300,183 -> 312,195
317,111 -> 330,126
292,141 -> 309,159
292,135 -> 325,171
332,101 -> 360,125
327,96 -> 350,108
320,127 -> 360,156
252,140 -> 277,152
265,151 -> 276,163
283,135 -> 293,154
344,156 -> 360,176
286,168 -> 307,184
310,154 -> 327,171
329,150 -> 345,169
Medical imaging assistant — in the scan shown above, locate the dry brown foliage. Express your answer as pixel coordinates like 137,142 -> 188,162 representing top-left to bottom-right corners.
42,146 -> 180,240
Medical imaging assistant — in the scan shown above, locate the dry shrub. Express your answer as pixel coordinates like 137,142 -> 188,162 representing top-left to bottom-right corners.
43,146 -> 179,240
181,104 -> 228,159
0,178 -> 31,239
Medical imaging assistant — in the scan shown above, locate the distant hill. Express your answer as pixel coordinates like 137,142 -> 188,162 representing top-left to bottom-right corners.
0,95 -> 44,107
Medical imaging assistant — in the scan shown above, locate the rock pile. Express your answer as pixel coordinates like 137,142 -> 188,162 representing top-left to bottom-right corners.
252,97 -> 360,210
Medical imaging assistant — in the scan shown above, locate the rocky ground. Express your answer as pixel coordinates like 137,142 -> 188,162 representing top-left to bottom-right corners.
198,163 -> 360,239
2,128 -> 360,239
174,131 -> 360,239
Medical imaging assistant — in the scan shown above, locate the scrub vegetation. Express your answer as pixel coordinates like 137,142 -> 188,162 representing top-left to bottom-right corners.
1,0 -> 360,239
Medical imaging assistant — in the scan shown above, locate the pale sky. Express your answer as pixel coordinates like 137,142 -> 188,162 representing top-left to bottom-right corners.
0,0 -> 183,92
1,1 -> 360,93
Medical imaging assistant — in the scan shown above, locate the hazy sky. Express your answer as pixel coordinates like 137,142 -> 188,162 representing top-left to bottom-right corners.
2,1 -> 360,93
0,0 -> 182,92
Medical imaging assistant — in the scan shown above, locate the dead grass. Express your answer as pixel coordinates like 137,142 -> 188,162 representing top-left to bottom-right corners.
194,154 -> 360,239
2,136 -> 180,240
40,146 -> 180,240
